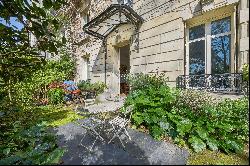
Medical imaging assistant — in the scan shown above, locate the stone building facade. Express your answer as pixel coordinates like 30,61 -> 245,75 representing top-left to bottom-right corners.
74,0 -> 249,95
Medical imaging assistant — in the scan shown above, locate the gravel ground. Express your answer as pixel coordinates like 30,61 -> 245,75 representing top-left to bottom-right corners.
51,117 -> 189,165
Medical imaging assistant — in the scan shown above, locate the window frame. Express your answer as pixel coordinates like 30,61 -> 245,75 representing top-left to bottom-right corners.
185,13 -> 236,76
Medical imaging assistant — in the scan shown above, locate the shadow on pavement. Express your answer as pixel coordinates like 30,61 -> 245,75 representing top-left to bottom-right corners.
49,118 -> 188,165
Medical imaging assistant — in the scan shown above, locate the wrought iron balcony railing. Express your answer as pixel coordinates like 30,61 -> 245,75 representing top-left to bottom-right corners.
176,73 -> 248,94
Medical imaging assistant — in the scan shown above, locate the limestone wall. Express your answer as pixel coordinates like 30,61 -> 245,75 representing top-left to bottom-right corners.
238,0 -> 249,71
79,0 -> 248,91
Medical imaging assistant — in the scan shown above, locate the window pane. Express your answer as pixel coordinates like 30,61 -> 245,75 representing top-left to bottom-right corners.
211,35 -> 231,74
189,40 -> 205,75
189,24 -> 205,40
211,17 -> 231,35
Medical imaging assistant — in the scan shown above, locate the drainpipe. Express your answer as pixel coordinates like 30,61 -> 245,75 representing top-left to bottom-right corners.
103,39 -> 107,85
184,20 -> 187,76
235,3 -> 239,74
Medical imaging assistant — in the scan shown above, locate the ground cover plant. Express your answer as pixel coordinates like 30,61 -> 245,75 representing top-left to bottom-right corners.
0,122 -> 65,165
0,0 -> 77,161
187,149 -> 249,165
124,73 -> 249,161
0,54 -> 78,164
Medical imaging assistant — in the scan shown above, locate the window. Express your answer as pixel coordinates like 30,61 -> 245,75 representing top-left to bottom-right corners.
187,17 -> 232,75
189,24 -> 206,75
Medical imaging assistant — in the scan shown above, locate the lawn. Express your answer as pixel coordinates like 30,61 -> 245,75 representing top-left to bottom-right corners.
188,149 -> 249,165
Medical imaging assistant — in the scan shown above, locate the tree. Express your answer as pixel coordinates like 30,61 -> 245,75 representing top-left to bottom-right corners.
0,0 -> 67,102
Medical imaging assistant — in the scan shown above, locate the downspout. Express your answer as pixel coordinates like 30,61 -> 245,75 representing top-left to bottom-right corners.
183,20 -> 187,89
184,20 -> 187,76
103,39 -> 107,85
235,3 -> 239,74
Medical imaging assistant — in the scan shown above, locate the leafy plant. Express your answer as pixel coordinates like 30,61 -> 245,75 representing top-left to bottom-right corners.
125,73 -> 249,154
1,53 -> 75,108
127,72 -> 169,92
92,82 -> 107,95
0,0 -> 68,105
125,84 -> 178,139
77,80 -> 107,96
0,122 -> 65,165
48,88 -> 65,105
175,89 -> 219,113
175,97 -> 249,153
77,80 -> 93,92
242,64 -> 249,82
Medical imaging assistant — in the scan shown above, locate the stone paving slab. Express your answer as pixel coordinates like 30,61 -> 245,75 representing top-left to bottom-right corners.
51,118 -> 189,165
81,100 -> 125,114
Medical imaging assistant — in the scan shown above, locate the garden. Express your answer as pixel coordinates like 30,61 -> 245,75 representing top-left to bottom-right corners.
122,72 -> 249,164
0,0 -> 249,165
0,53 -> 109,165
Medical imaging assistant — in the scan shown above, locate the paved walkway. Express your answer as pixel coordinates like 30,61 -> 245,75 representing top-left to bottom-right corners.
86,100 -> 125,114
51,118 -> 189,165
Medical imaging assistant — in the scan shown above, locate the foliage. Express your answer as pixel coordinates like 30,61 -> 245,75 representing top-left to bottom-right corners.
0,0 -> 69,105
187,149 -> 249,165
77,80 -> 93,91
48,88 -> 65,105
0,0 -> 67,53
93,81 -> 107,95
0,105 -> 82,164
1,53 -> 75,108
0,122 -> 65,165
77,80 -> 107,95
0,1 -> 77,164
127,73 -> 169,92
124,84 -> 179,140
242,64 -> 249,82
176,89 -> 219,112
125,74 -> 249,154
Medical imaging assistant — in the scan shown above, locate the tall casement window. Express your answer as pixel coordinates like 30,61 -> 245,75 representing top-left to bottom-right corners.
186,16 -> 233,75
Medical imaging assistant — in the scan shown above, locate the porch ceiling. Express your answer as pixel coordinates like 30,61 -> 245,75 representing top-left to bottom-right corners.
83,4 -> 143,40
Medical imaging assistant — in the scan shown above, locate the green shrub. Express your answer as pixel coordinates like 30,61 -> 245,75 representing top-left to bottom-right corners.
77,80 -> 107,95
125,84 -> 179,140
127,73 -> 169,91
92,82 -> 107,95
0,122 -> 65,165
77,80 -> 93,91
5,54 -> 75,108
174,97 -> 249,153
47,88 -> 65,105
242,64 -> 249,82
176,89 -> 219,113
125,74 -> 249,154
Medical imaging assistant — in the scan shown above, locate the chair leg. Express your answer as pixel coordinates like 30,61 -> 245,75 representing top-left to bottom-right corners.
108,125 -> 127,149
124,128 -> 131,140
108,124 -> 119,144
117,134 -> 126,149
89,138 -> 98,152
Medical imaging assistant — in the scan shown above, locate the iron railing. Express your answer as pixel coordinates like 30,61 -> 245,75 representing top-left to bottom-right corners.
176,73 -> 248,94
